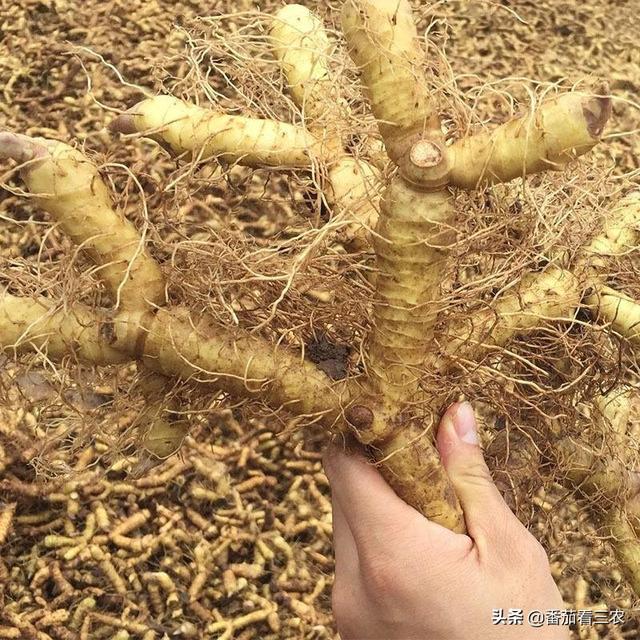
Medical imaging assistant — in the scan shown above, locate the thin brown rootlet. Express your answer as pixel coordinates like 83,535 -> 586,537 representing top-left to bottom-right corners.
2,0 -> 640,622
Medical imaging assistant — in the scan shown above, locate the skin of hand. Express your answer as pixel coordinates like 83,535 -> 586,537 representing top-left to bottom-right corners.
323,401 -> 570,640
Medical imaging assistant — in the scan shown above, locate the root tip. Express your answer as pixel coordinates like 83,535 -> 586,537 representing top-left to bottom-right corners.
583,85 -> 612,138
109,113 -> 137,135
0,132 -> 50,165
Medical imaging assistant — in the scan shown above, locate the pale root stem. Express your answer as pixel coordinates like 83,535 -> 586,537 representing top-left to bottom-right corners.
0,293 -> 127,365
442,267 -> 581,360
377,424 -> 465,533
0,293 -> 355,430
1,137 -> 165,311
341,0 -> 446,186
366,179 -> 455,406
605,513 -> 640,597
340,176 -> 464,532
110,95 -> 320,168
586,286 -> 640,345
572,192 -> 640,344
448,91 -> 611,189
111,307 -> 354,426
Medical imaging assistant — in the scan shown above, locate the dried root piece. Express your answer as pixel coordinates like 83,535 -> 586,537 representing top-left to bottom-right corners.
206,607 -> 276,639
605,512 -> 640,597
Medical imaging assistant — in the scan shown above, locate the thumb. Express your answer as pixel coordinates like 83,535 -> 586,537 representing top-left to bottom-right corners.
436,401 -> 519,544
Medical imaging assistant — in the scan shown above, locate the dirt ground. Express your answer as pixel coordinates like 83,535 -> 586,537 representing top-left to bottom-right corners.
1,0 -> 640,639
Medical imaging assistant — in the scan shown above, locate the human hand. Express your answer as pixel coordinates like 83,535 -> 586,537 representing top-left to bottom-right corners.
323,401 -> 569,640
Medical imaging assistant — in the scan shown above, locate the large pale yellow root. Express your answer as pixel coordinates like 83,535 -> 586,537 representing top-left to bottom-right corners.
368,181 -> 455,402
0,293 -> 360,462
112,306 -> 352,423
0,0 -> 621,545
345,179 -> 464,533
110,95 -> 319,168
113,92 -> 382,250
0,133 -> 164,311
337,0 -> 465,531
376,422 -> 465,532
448,91 -> 611,189
0,292 -> 354,429
400,266 -> 578,530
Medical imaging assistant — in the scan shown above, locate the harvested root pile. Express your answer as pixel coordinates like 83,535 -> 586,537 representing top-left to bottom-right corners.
1,0 -> 640,638
0,374 -> 335,639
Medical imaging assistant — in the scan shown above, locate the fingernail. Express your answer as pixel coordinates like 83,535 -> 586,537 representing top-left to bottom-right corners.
451,401 -> 478,445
